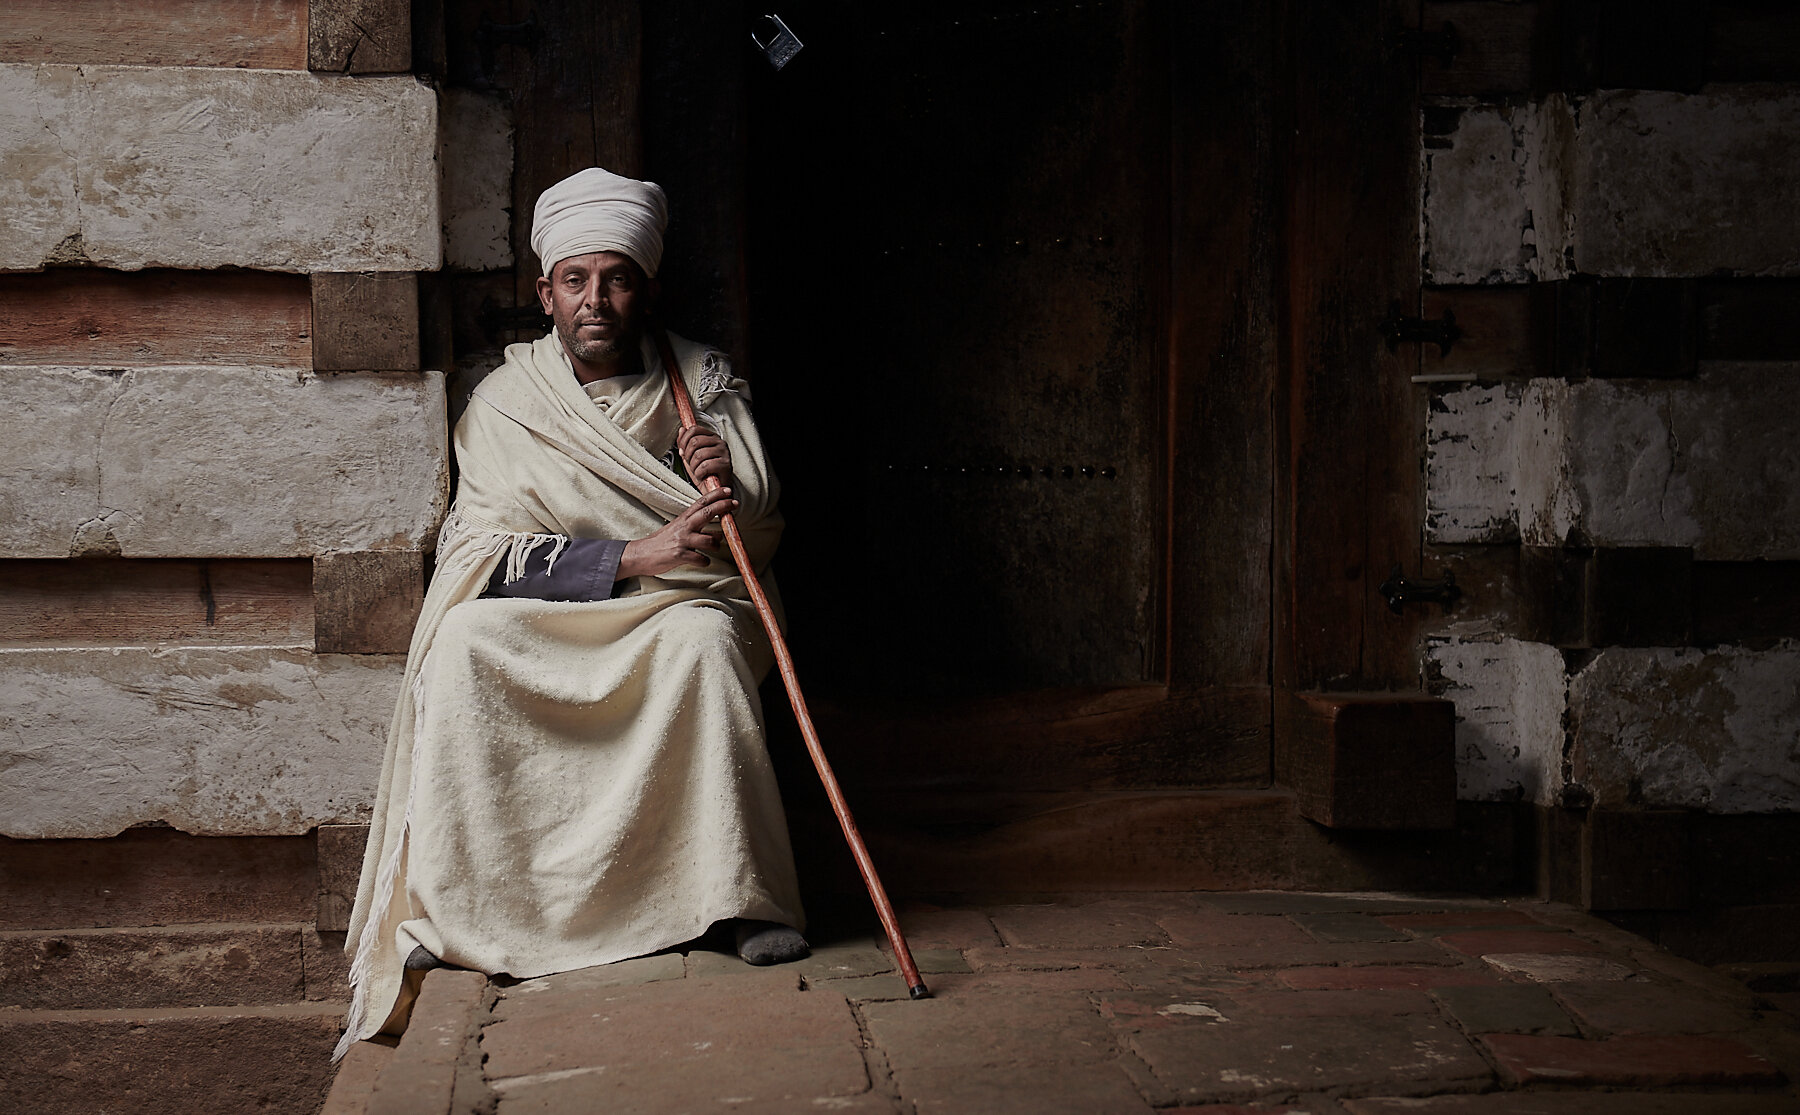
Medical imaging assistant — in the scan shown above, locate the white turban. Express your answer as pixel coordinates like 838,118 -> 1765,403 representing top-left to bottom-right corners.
530,167 -> 669,278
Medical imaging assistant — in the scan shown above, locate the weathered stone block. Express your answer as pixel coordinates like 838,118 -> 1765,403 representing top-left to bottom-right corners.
440,88 -> 514,271
0,647 -> 403,838
0,65 -> 437,272
1422,98 -> 1574,284
316,823 -> 369,933
1428,637 -> 1567,805
1425,90 -> 1800,281
1570,644 -> 1800,813
1431,367 -> 1800,559
0,366 -> 447,558
0,924 -> 305,1010
1479,1032 -> 1783,1087
1426,384 -> 1520,544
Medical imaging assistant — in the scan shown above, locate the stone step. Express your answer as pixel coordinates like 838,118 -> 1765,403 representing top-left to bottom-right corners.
0,922 -> 349,1011
0,1000 -> 346,1115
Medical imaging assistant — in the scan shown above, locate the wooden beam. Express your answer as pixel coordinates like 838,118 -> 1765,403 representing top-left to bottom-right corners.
0,271 -> 311,368
309,0 -> 410,73
1276,692 -> 1457,831
310,273 -> 421,372
0,0 -> 306,69
0,559 -> 313,648
313,551 -> 425,654
1421,0 -> 1541,97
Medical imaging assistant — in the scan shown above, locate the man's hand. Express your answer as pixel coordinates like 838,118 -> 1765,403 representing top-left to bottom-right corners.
618,487 -> 737,578
677,425 -> 735,490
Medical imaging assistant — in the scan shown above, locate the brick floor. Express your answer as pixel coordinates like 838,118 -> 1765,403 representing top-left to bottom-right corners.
324,894 -> 1800,1114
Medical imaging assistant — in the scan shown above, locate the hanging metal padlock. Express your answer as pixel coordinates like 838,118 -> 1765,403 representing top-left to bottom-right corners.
752,13 -> 804,71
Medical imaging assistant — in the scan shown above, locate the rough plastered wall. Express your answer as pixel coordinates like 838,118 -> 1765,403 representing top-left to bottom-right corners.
0,58 -> 446,841
1419,84 -> 1800,820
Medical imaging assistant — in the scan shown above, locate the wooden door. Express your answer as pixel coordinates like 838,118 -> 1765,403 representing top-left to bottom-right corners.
744,1 -> 1276,797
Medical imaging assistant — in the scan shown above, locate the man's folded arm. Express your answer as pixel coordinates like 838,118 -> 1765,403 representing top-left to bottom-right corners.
482,537 -> 628,601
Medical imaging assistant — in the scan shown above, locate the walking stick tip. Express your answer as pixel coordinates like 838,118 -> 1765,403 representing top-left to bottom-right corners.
908,982 -> 931,1000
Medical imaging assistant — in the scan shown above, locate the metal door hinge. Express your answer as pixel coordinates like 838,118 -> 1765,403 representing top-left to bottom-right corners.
1379,301 -> 1462,357
1380,565 -> 1461,614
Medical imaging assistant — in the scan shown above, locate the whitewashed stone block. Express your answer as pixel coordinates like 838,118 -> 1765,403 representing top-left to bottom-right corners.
1426,383 -> 1520,543
441,88 -> 514,271
1432,367 -> 1800,559
0,647 -> 401,838
1430,637 -> 1568,805
0,65 -> 438,272
0,366 -> 448,558
1422,98 -> 1574,284
1570,643 -> 1800,813
1424,89 -> 1800,281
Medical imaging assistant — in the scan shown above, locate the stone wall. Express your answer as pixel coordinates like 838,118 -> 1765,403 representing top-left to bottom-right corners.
1415,7 -> 1800,930
0,13 -> 445,846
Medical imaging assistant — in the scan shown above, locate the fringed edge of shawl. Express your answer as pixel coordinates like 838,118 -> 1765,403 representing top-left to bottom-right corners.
441,504 -> 573,584
332,662 -> 428,1063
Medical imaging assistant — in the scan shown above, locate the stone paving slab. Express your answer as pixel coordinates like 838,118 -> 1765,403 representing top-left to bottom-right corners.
1550,977 -> 1759,1034
1481,953 -> 1637,982
1428,984 -> 1580,1036
1438,929 -> 1608,957
862,989 -> 1119,1070
489,954 -> 684,1023
1479,1031 -> 1786,1086
1291,912 -> 1412,944
1129,1013 -> 1492,1103
1277,965 -> 1501,991
1157,909 -> 1317,949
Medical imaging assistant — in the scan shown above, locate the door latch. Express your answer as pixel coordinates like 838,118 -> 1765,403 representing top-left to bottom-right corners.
1379,565 -> 1461,614
1379,301 -> 1463,357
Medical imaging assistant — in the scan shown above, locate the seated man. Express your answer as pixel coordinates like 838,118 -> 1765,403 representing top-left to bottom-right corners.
337,167 -> 806,1057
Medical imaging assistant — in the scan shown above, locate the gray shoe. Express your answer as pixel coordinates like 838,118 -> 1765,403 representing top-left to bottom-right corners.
404,944 -> 446,971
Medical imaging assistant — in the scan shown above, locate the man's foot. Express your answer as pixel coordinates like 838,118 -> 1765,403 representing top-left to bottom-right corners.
404,944 -> 446,971
734,920 -> 809,966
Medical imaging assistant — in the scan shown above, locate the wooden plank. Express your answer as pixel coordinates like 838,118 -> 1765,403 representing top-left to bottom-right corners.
0,559 -> 313,648
311,273 -> 421,372
309,0 -> 411,73
1422,0 -> 1541,97
1279,0 -> 1423,690
0,271 -> 311,368
0,829 -> 316,930
313,551 -> 424,654
1707,0 -> 1800,83
1167,2 -> 1277,689
1692,560 -> 1800,648
1275,692 -> 1457,830
1421,286 -> 1541,381
1699,279 -> 1800,360
805,686 -> 1270,795
315,824 -> 368,933
0,0 -> 306,69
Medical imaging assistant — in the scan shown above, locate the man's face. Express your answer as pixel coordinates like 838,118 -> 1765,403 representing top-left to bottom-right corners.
536,251 -> 650,367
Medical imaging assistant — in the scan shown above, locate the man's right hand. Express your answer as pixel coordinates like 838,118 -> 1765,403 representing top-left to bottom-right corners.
617,487 -> 737,578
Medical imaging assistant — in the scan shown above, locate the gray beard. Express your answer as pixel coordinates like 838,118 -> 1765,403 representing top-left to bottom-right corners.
559,321 -> 638,367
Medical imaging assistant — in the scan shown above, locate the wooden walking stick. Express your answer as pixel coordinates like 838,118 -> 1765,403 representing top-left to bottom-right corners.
654,328 -> 929,1000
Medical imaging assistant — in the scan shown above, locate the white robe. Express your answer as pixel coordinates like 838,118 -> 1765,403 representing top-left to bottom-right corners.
336,331 -> 803,1058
